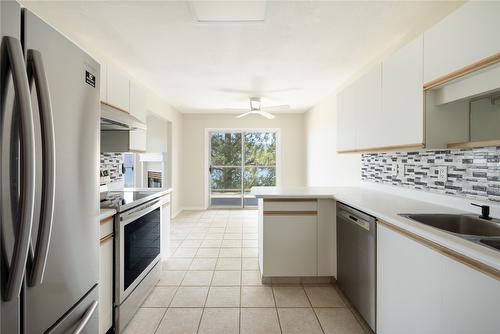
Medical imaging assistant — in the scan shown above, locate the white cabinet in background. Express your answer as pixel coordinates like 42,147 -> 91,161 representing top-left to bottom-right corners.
259,199 -> 336,278
100,62 -> 107,103
424,1 -> 500,84
107,65 -> 130,112
336,82 -> 357,151
263,214 -> 317,276
377,223 -> 500,334
99,217 -> 114,334
355,64 -> 382,150
129,81 -> 147,152
160,193 -> 171,261
381,35 -> 424,147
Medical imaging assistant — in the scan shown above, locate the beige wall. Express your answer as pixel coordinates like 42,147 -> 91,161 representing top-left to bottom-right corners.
182,113 -> 306,209
304,93 -> 361,186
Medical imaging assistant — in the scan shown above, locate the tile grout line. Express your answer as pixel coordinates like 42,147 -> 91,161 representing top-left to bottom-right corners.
271,284 -> 284,334
303,283 -> 327,334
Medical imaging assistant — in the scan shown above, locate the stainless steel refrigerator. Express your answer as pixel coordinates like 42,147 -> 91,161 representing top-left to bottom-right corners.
1,1 -> 100,333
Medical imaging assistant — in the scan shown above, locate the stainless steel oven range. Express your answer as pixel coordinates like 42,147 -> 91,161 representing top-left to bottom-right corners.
101,190 -> 164,332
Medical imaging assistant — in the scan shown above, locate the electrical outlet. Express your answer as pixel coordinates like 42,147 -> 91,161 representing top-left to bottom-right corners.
390,163 -> 398,176
397,163 -> 405,178
430,166 -> 448,182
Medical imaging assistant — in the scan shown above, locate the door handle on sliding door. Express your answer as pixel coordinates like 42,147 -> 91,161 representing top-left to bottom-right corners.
26,49 -> 56,287
0,36 -> 36,301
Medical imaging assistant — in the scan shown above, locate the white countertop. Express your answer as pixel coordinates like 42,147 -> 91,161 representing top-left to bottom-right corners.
99,208 -> 116,221
252,186 -> 500,271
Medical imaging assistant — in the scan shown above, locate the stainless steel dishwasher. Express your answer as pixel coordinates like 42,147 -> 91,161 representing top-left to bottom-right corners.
337,202 -> 376,332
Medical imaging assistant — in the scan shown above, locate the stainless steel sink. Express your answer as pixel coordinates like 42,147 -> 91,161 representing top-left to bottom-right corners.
400,213 -> 500,253
400,214 -> 500,237
480,239 -> 500,251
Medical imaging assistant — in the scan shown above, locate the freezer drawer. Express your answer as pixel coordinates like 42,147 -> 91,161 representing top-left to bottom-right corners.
46,284 -> 99,334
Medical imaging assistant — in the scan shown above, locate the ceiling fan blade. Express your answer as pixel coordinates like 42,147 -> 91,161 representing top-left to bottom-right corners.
258,110 -> 275,119
261,105 -> 290,112
222,108 -> 251,113
236,111 -> 254,118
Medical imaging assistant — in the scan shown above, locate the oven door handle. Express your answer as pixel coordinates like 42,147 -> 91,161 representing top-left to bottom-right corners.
120,199 -> 161,226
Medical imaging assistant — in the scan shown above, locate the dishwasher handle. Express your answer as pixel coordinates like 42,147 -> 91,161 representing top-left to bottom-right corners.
339,210 -> 371,231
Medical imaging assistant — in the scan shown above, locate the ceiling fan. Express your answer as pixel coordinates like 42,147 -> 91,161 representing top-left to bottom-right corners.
232,97 -> 290,119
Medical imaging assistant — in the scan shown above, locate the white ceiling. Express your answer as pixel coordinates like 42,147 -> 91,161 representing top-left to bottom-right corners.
21,1 -> 463,114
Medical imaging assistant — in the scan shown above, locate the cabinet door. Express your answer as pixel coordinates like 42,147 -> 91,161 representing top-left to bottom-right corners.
424,1 -> 500,83
377,224 -> 441,334
356,64 -> 382,149
161,201 -> 171,261
440,255 -> 500,334
336,83 -> 357,151
100,62 -> 107,102
107,65 -> 130,112
381,36 -> 423,147
130,81 -> 147,122
99,236 -> 113,334
129,129 -> 146,152
263,215 -> 317,276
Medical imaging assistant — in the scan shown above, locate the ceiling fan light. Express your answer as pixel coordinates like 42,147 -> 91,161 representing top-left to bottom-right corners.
250,98 -> 261,110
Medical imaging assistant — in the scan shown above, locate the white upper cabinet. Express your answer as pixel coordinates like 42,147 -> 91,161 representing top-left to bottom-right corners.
424,1 -> 500,84
336,82 -> 357,151
130,81 -> 147,122
107,65 -> 130,112
381,35 -> 423,147
129,81 -> 147,152
99,62 -> 107,103
356,64 -> 382,150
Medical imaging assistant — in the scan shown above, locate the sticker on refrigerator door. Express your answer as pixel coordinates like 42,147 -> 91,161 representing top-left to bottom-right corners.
85,71 -> 96,87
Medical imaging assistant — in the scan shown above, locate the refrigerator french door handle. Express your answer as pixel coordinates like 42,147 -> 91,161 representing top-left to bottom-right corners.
26,49 -> 56,287
1,36 -> 36,301
72,300 -> 98,334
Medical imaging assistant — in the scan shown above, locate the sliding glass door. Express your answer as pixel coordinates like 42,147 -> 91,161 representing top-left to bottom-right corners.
209,131 -> 277,208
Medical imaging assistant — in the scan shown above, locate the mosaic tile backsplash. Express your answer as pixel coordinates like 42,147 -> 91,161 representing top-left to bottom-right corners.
100,153 -> 123,184
361,146 -> 500,202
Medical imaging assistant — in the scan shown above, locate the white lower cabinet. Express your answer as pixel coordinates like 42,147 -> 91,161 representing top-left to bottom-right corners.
263,215 -> 317,276
377,224 -> 441,334
377,223 -> 500,334
99,233 -> 113,334
161,194 -> 171,261
440,254 -> 500,334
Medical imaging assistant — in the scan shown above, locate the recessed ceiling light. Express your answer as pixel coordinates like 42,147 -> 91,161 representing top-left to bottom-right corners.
189,1 -> 267,22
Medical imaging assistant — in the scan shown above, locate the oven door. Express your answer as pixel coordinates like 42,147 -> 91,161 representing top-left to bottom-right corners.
116,198 -> 161,304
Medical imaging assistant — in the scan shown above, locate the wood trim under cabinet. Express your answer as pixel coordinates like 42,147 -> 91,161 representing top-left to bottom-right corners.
100,233 -> 114,244
129,149 -> 146,153
100,217 -> 113,225
337,143 -> 424,154
101,101 -> 130,114
264,198 -> 318,202
264,211 -> 317,216
378,220 -> 500,281
447,139 -> 500,149
423,52 -> 500,91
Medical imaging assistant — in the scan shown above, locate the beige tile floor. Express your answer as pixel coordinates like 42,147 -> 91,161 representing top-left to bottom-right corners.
123,209 -> 369,334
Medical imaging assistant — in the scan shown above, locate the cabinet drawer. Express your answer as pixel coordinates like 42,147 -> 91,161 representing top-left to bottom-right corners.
263,199 -> 317,212
263,215 -> 317,276
100,217 -> 113,239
